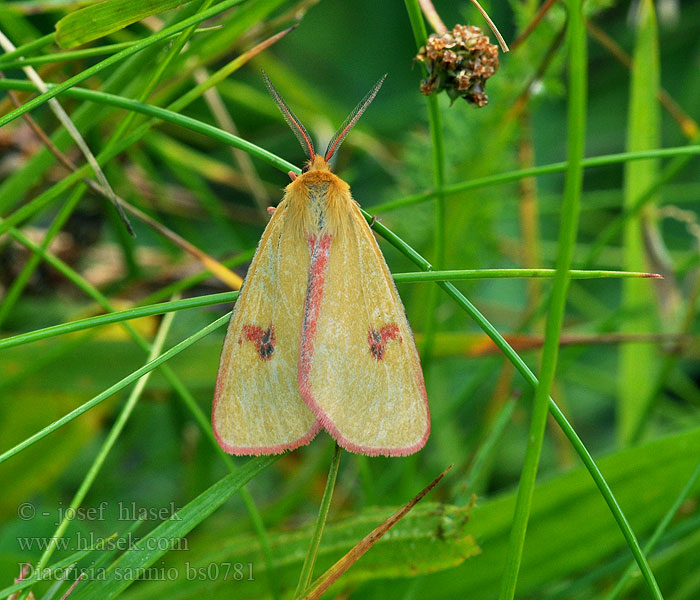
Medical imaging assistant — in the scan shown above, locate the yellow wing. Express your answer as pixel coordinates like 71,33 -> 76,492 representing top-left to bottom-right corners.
298,198 -> 430,456
213,201 -> 320,455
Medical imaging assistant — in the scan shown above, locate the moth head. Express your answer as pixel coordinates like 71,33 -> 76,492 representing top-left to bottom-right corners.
306,155 -> 332,173
262,71 -> 387,168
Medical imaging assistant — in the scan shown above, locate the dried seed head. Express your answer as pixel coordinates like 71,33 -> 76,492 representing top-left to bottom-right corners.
415,24 -> 499,107
441,49 -> 459,69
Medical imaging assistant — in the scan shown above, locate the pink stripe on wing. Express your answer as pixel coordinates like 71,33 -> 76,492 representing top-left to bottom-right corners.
298,233 -> 333,387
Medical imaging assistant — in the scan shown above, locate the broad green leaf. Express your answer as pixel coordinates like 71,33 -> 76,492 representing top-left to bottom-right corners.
119,502 -> 480,600
68,455 -> 278,600
619,0 -> 661,443
420,426 -> 700,598
55,0 -> 197,49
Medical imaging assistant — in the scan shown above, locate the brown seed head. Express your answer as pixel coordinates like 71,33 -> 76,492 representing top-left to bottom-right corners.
415,23 -> 499,107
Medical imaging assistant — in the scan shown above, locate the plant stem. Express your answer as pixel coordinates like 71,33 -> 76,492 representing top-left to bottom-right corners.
418,0 -> 447,33
295,444 -> 342,598
498,0 -> 587,595
404,0 -> 446,369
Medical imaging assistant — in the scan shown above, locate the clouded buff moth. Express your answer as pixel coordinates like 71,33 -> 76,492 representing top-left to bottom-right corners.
212,73 -> 430,457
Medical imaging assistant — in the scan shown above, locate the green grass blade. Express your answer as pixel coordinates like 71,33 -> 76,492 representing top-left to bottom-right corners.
498,1 -> 589,596
32,80 -> 296,171
0,1 -> 209,213
581,150 -> 697,268
139,249 -> 254,305
0,33 -> 211,69
458,398 -> 516,504
109,501 -> 479,599
106,427 -> 700,599
0,270 -> 653,351
29,305 -> 177,579
0,533 -> 120,599
371,146 -> 700,214
619,0 -> 662,444
415,426 -> 700,598
366,213 -> 663,597
0,31 -> 54,64
604,458 -> 700,599
0,292 -> 237,350
0,187 -> 83,328
1,76 -> 697,233
2,211 -> 285,600
0,0 -> 247,129
392,268 -> 661,282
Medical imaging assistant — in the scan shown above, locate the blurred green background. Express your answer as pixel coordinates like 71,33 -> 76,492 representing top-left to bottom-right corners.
0,0 -> 699,598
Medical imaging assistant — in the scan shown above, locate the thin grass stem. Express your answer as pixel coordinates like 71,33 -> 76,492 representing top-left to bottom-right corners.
498,1 -> 589,596
295,444 -> 343,598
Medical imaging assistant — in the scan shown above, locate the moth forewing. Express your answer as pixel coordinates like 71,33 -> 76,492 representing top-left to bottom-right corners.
295,170 -> 430,456
212,202 -> 320,455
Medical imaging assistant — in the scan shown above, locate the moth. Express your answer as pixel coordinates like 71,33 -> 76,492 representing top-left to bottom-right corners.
212,73 -> 429,457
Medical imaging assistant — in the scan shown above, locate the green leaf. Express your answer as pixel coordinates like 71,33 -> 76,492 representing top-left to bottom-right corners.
55,0 -> 197,49
420,426 -> 700,598
68,455 -> 279,600
619,0 -> 661,444
118,501 -> 479,600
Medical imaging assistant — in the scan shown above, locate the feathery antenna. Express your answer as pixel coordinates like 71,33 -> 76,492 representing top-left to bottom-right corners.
262,70 -> 315,160
325,74 -> 386,162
